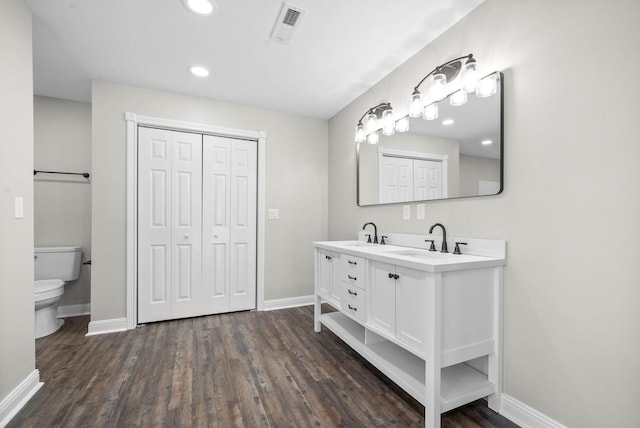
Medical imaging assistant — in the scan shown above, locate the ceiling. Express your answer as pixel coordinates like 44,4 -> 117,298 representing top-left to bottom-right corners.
25,0 -> 484,119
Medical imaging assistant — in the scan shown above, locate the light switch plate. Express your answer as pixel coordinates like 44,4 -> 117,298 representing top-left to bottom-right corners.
416,203 -> 425,220
402,204 -> 410,220
268,208 -> 280,220
14,197 -> 24,219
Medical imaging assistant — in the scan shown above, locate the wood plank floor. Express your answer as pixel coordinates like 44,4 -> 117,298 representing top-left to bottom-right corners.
9,306 -> 519,427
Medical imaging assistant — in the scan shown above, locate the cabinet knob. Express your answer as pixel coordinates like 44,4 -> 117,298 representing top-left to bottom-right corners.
388,273 -> 399,280
325,255 -> 332,260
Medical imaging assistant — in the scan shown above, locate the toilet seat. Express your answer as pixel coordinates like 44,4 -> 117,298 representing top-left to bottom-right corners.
35,279 -> 64,301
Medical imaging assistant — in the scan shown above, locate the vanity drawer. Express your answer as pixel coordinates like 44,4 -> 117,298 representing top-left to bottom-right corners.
341,254 -> 366,289
339,282 -> 366,322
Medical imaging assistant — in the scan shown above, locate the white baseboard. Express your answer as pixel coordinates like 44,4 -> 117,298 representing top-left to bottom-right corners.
501,393 -> 567,428
0,370 -> 42,428
86,318 -> 127,336
262,295 -> 314,311
57,303 -> 91,318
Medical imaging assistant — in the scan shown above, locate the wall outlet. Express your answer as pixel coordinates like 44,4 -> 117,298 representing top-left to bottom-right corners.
268,208 -> 280,220
416,203 -> 425,220
402,204 -> 411,220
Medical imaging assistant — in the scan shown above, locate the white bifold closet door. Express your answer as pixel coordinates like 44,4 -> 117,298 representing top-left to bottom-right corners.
202,135 -> 257,313
137,128 -> 257,324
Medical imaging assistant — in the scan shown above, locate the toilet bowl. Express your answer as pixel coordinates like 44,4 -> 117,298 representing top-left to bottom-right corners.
34,246 -> 82,339
34,279 -> 65,338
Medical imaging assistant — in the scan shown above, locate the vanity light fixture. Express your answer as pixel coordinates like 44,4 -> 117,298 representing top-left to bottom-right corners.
449,89 -> 468,107
423,103 -> 439,120
410,54 -> 483,116
189,65 -> 210,77
395,116 -> 410,133
476,73 -> 498,97
184,0 -> 216,15
354,102 -> 394,144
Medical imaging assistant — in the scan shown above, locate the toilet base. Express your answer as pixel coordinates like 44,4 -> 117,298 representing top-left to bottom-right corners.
35,304 -> 64,339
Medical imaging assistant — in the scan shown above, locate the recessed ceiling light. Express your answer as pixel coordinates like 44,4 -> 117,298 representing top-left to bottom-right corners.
184,0 -> 216,15
441,118 -> 455,126
190,65 -> 210,77
482,139 -> 493,145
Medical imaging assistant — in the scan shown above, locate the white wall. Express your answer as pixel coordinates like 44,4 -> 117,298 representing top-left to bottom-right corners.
91,81 -> 328,321
328,0 -> 640,426
34,96 -> 92,308
0,0 -> 35,404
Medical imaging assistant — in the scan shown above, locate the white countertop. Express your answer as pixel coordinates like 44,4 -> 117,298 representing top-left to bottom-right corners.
313,239 -> 506,273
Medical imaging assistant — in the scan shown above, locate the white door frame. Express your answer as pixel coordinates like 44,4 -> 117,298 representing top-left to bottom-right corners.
125,112 -> 266,330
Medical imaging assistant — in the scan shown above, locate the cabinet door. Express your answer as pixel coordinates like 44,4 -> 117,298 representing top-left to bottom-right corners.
396,266 -> 429,353
368,260 -> 396,336
317,250 -> 340,305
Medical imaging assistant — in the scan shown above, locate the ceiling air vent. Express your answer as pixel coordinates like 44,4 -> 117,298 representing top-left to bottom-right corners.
270,2 -> 306,43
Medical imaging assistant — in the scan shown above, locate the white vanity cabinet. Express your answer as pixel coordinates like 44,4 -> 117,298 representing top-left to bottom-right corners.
313,234 -> 506,428
316,249 -> 342,307
369,260 -> 429,355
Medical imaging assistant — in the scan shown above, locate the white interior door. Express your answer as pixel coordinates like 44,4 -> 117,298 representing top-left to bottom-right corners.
203,135 -> 257,313
138,127 -> 173,322
138,128 -> 203,322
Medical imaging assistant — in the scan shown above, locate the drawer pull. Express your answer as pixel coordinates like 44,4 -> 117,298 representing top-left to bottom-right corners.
325,255 -> 332,260
347,275 -> 357,280
348,304 -> 357,311
347,289 -> 358,296
348,260 -> 357,265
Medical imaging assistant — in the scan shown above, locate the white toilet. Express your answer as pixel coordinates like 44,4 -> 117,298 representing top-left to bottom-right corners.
34,246 -> 82,339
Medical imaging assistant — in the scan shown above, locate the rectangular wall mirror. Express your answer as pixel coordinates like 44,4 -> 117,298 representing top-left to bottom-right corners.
357,71 -> 503,206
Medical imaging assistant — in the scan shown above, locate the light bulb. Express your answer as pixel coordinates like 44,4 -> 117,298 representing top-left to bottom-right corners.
354,124 -> 365,143
381,109 -> 395,136
449,89 -> 468,107
409,91 -> 422,118
367,132 -> 379,145
461,60 -> 479,92
423,103 -> 439,121
430,73 -> 447,101
395,117 -> 410,133
365,113 -> 378,133
476,75 -> 497,97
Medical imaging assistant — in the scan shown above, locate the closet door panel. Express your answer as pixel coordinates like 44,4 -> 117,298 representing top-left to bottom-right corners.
138,127 -> 173,323
229,140 -> 257,311
202,136 -> 232,313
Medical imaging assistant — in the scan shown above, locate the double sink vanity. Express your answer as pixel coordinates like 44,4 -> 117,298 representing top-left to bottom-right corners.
313,230 -> 506,428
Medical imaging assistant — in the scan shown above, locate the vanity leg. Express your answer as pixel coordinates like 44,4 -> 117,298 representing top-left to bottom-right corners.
488,268 -> 503,412
425,275 -> 442,428
314,294 -> 322,332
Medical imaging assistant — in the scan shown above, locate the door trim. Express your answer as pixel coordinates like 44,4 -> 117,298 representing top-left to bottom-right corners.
125,112 -> 266,330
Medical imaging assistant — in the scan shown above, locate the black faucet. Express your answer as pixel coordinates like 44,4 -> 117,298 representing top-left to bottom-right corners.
362,222 -> 378,244
428,223 -> 448,253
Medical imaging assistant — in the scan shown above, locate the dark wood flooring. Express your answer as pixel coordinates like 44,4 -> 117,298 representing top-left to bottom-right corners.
9,305 -> 519,427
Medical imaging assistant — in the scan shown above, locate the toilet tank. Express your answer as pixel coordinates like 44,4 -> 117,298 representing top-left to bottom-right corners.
34,246 -> 82,281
